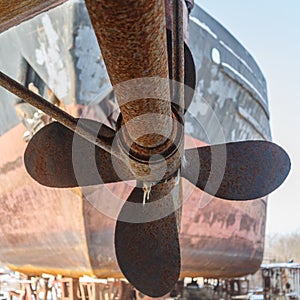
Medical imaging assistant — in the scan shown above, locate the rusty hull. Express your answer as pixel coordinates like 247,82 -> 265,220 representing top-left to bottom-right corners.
0,1 -> 270,279
0,123 -> 266,278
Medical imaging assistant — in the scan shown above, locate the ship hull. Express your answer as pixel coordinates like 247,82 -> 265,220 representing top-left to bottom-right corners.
0,1 -> 270,279
0,123 -> 266,278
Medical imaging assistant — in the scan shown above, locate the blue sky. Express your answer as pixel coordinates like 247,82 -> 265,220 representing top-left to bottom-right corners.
195,1 -> 300,234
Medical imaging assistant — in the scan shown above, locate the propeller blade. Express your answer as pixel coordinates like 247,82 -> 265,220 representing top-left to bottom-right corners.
166,29 -> 196,113
115,180 -> 181,297
24,119 -> 134,187
182,140 -> 291,200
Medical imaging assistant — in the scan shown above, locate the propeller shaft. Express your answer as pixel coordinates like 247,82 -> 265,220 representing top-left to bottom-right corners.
85,0 -> 172,148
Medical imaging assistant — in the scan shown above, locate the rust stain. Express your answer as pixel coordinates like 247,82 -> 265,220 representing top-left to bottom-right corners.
240,214 -> 257,233
0,156 -> 22,174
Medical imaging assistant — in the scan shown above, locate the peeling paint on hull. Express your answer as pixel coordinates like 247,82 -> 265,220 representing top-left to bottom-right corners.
0,1 -> 270,278
0,124 -> 266,278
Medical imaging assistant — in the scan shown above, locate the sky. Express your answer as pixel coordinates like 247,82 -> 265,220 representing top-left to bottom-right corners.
194,1 -> 300,235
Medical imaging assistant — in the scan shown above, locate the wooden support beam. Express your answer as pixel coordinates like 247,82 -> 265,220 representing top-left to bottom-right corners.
0,0 -> 68,33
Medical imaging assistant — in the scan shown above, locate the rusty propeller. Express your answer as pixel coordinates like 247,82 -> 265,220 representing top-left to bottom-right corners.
23,120 -> 290,200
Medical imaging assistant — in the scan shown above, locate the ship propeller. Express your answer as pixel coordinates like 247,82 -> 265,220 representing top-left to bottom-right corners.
23,120 -> 290,200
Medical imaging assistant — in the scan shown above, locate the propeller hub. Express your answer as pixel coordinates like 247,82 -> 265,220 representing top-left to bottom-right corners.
115,104 -> 184,183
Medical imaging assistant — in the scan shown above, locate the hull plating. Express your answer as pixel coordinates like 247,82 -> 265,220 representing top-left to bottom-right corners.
0,1 -> 269,278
